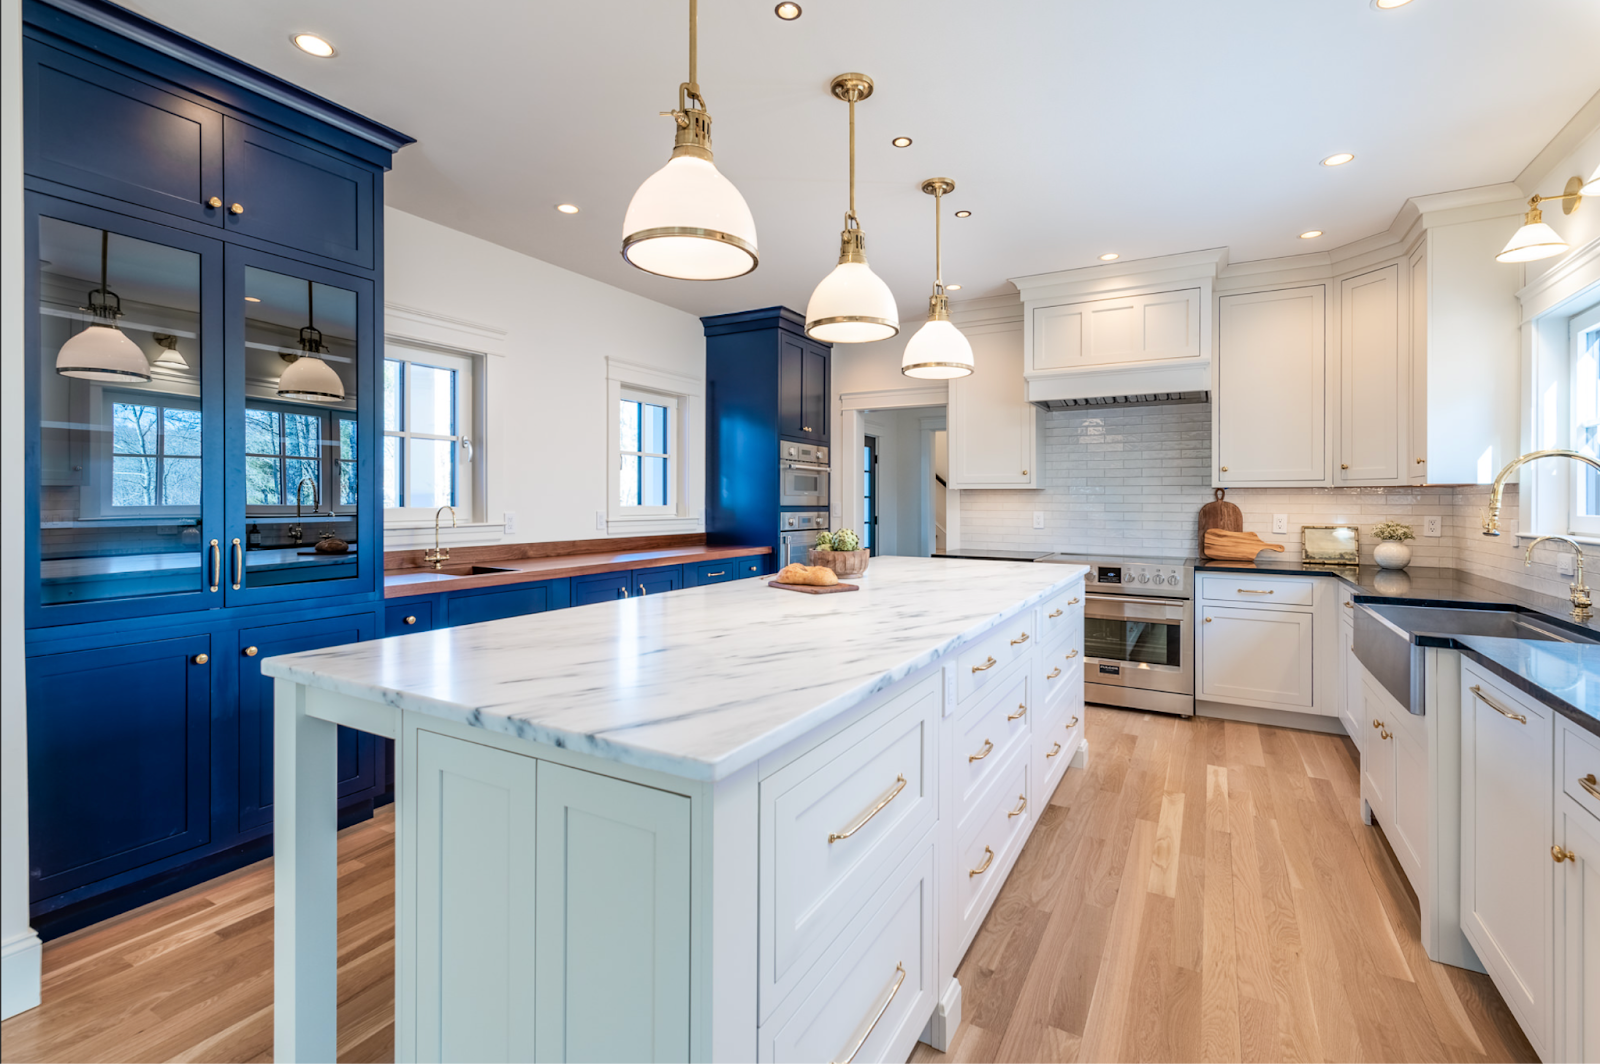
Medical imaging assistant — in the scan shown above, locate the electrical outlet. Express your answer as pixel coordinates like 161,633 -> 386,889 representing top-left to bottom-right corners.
1423,516 -> 1442,537
595,510 -> 607,531
1272,514 -> 1289,535
503,511 -> 516,534
1033,511 -> 1045,529
1559,554 -> 1576,577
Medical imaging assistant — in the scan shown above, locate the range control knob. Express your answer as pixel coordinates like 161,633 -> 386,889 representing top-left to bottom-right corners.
1139,573 -> 1150,583
1153,574 -> 1165,585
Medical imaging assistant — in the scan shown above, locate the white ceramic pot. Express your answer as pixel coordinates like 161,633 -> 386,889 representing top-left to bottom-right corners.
1374,540 -> 1412,570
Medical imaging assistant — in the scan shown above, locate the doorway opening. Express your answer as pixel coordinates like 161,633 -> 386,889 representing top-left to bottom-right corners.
855,406 -> 946,557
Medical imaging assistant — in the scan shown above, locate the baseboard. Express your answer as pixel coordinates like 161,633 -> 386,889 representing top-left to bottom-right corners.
1070,737 -> 1088,769
1195,700 -> 1348,735
1,929 -> 42,1020
919,976 -> 962,1052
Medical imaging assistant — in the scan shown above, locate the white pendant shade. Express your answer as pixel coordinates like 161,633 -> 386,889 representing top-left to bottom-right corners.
902,319 -> 974,379
278,355 -> 345,402
805,261 -> 899,343
153,349 -> 189,370
1583,164 -> 1600,196
1496,220 -> 1569,263
56,324 -> 151,381
622,156 -> 758,280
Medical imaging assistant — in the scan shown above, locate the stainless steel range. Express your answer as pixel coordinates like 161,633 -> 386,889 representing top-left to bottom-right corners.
1037,553 -> 1195,717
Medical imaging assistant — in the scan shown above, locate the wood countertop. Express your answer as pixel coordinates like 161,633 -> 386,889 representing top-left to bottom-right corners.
384,544 -> 770,598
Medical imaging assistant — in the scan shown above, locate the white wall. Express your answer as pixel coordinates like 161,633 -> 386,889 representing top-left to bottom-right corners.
381,207 -> 707,550
2,0 -> 42,1021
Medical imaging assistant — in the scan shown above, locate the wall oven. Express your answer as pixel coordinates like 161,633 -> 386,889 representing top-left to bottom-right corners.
778,510 -> 830,568
779,441 -> 830,508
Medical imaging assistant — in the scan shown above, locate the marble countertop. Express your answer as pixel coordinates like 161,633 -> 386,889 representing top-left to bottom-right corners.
384,544 -> 770,597
267,556 -> 1088,781
931,548 -> 1054,562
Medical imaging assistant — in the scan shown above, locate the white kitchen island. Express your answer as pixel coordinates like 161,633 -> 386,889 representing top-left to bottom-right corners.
266,556 -> 1087,1063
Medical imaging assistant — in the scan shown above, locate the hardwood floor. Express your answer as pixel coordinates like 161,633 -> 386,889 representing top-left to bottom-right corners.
1,709 -> 1535,1063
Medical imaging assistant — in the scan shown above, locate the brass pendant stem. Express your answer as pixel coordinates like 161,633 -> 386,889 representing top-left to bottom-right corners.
848,94 -> 855,220
687,0 -> 698,99
934,183 -> 942,288
99,229 -> 108,302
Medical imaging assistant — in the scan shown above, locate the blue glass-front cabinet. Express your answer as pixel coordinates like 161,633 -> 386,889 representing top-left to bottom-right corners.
21,0 -> 411,937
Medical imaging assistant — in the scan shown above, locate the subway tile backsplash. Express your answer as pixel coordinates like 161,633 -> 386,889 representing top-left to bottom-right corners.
958,403 -> 1575,596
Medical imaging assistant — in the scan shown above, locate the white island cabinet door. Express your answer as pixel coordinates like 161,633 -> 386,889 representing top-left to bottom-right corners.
536,761 -> 691,1064
1215,285 -> 1327,485
1559,797 -> 1600,1063
1197,606 -> 1313,708
1461,669 -> 1554,1059
948,324 -> 1037,488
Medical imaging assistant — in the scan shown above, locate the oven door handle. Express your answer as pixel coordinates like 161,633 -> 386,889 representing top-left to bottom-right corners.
782,462 -> 831,473
1087,594 -> 1186,607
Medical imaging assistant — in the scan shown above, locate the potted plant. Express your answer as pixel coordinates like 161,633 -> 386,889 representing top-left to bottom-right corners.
809,528 -> 870,578
1371,520 -> 1416,570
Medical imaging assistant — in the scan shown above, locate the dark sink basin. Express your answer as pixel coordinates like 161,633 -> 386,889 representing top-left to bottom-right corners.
433,565 -> 519,577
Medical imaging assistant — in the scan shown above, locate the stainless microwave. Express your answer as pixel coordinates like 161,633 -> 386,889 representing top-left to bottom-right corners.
779,441 -> 829,507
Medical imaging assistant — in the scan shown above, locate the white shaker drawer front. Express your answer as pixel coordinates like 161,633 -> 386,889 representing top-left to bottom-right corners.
953,665 -> 1031,827
1039,584 -> 1083,650
1563,719 -> 1600,824
1039,639 -> 1084,712
764,839 -> 936,1064
759,682 -> 937,1020
1198,573 -> 1316,608
1034,701 -> 1082,808
955,752 -> 1031,935
957,610 -> 1035,704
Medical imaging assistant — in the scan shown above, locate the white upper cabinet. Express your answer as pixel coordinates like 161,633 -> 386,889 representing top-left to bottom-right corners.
948,322 -> 1038,488
1215,285 -> 1327,484
1409,242 -> 1429,483
1031,288 -> 1201,372
1338,264 -> 1405,484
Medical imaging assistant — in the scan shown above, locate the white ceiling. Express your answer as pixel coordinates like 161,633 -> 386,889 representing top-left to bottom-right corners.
125,0 -> 1600,321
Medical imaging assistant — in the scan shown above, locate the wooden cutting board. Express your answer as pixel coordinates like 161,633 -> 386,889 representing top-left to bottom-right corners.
768,580 -> 860,594
1199,488 -> 1243,558
1203,528 -> 1285,562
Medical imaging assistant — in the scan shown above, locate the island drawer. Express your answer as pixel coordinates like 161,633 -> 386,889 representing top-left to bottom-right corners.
761,835 -> 935,1064
952,664 -> 1031,831
758,677 -> 938,1021
1035,701 -> 1083,810
955,749 -> 1031,947
1198,573 -> 1316,608
956,610 -> 1036,705
1562,718 -> 1600,824
1039,640 -> 1083,712
1039,582 -> 1083,650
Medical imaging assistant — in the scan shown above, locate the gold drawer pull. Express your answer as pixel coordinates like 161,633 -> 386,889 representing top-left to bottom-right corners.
1237,588 -> 1274,595
969,845 -> 994,877
1047,667 -> 1061,680
1064,649 -> 1079,659
404,615 -> 418,625
706,571 -> 726,577
828,774 -> 907,843
1048,609 -> 1063,618
1471,684 -> 1526,724
1068,597 -> 1080,605
1553,845 -> 1576,863
834,963 -> 907,1064
1008,795 -> 1028,818
1066,715 -> 1079,728
1380,728 -> 1392,741
1045,741 -> 1062,759
1007,704 -> 1027,721
229,202 -> 244,215
1011,632 -> 1030,646
971,656 -> 997,673
192,654 -> 209,665
1372,719 -> 1384,729
209,539 -> 220,593
969,739 -> 994,763
206,196 -> 222,208
1344,600 -> 1354,609
243,646 -> 258,657
1579,774 -> 1600,800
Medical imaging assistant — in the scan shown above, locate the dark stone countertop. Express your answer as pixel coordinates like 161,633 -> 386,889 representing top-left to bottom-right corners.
1195,558 -> 1600,736
932,548 -> 1054,563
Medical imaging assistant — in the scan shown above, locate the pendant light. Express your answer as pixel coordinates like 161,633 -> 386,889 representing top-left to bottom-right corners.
55,230 -> 151,382
902,177 -> 974,379
277,280 -> 345,402
621,0 -> 758,280
1496,175 -> 1584,263
805,73 -> 899,344
151,333 -> 189,370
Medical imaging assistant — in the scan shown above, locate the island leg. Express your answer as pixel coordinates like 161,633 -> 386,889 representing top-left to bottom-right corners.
273,679 -> 339,1063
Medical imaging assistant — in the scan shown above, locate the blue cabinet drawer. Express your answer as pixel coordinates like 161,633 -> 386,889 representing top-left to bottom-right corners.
386,601 -> 433,634
734,555 -> 765,580
690,560 -> 739,586
633,565 -> 683,597
449,582 -> 554,626
575,571 -> 632,606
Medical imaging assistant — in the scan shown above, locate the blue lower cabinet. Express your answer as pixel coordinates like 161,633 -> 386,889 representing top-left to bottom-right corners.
689,559 -> 739,586
237,613 -> 379,833
386,600 -> 433,634
734,555 -> 765,579
27,633 -> 212,903
633,565 -> 683,596
448,581 -> 557,626
574,571 -> 632,606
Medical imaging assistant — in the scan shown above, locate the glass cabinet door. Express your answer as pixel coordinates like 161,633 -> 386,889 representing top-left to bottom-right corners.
224,247 -> 375,605
29,196 -> 225,624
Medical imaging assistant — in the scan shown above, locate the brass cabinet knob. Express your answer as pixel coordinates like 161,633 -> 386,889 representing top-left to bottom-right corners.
229,203 -> 244,215
1372,719 -> 1384,729
1553,844 -> 1577,863
1416,458 -> 1426,464
1341,463 -> 1350,470
1220,466 -> 1229,473
1204,616 -> 1213,623
404,615 -> 418,625
243,646 -> 258,657
206,196 -> 222,208
1022,469 -> 1028,475
193,654 -> 209,665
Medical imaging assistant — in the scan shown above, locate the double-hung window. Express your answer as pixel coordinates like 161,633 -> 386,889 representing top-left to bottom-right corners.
617,388 -> 674,512
605,358 -> 700,532
1570,301 -> 1600,537
383,345 -> 475,518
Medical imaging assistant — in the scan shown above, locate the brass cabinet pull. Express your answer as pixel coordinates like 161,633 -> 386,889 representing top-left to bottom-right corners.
228,202 -> 244,215
1345,600 -> 1354,609
1341,463 -> 1350,470
1011,632 -> 1030,646
969,739 -> 994,763
706,571 -> 726,577
231,538 -> 243,590
1416,458 -> 1426,464
1047,667 -> 1061,680
1007,704 -> 1027,721
1065,649 -> 1079,659
1068,597 -> 1079,605
193,654 -> 209,665
1048,609 -> 1063,619
1067,715 -> 1080,728
833,963 -> 906,1064
1380,728 -> 1392,741
969,845 -> 995,877
209,539 -> 220,593
828,774 -> 907,843
1045,742 -> 1062,759
638,585 -> 648,595
243,646 -> 258,657
1372,719 -> 1384,730
1471,684 -> 1526,724
1553,845 -> 1577,863
1579,774 -> 1600,800
404,615 -> 418,625
971,656 -> 997,673
1008,795 -> 1028,818
206,196 -> 222,208
1237,588 -> 1274,595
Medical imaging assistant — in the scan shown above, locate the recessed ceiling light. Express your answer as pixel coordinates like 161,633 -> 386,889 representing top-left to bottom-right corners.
891,136 -> 913,148
1099,253 -> 1119,261
1321,152 -> 1355,167
774,2 -> 802,19
945,283 -> 962,291
954,210 -> 971,218
1373,0 -> 1414,8
245,296 -> 262,302
555,203 -> 580,214
1299,230 -> 1324,239
290,33 -> 336,58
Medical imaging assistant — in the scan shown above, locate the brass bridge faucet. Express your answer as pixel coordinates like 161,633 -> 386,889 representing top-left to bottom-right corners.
1525,534 -> 1592,620
1483,449 -> 1600,535
425,505 -> 456,570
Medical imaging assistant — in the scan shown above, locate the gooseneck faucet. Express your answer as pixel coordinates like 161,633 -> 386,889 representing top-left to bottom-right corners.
1482,449 -> 1600,536
288,475 -> 320,545
426,504 -> 456,570
1525,534 -> 1592,620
